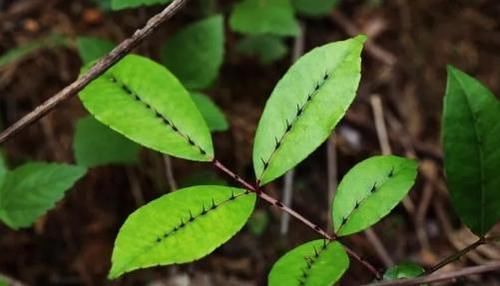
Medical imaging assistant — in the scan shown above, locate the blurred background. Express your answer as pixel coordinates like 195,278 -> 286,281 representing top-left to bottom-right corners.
1,0 -> 500,285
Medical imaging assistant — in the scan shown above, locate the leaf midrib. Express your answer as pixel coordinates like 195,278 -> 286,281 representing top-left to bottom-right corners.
259,46 -> 354,181
113,191 -> 251,277
298,241 -> 331,286
453,72 -> 486,234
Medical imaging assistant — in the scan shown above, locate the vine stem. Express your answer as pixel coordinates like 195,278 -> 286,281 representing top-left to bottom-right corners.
212,159 -> 382,280
0,0 -> 189,144
427,236 -> 487,274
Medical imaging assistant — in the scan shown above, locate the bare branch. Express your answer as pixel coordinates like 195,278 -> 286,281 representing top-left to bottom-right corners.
0,0 -> 189,144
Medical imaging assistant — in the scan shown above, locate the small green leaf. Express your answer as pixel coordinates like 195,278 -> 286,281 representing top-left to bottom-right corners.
77,37 -> 115,65
383,262 -> 424,281
73,116 -> 141,168
230,0 -> 300,37
161,15 -> 224,90
79,55 -> 214,162
292,0 -> 339,17
332,155 -> 417,236
0,34 -> 69,70
237,35 -> 288,64
443,66 -> 500,236
0,163 -> 86,229
269,240 -> 348,286
111,0 -> 172,10
109,185 -> 256,279
191,92 -> 229,132
253,35 -> 366,185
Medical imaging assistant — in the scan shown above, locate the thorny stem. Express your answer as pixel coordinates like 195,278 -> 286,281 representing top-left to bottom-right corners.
212,159 -> 382,280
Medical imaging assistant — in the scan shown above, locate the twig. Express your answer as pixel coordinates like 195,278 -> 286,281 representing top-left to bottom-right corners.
330,10 -> 396,66
212,159 -> 382,280
0,0 -> 189,144
280,22 -> 305,236
427,237 -> 487,274
163,155 -> 177,191
364,261 -> 500,286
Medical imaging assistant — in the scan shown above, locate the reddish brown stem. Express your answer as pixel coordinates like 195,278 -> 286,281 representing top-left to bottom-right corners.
212,159 -> 382,280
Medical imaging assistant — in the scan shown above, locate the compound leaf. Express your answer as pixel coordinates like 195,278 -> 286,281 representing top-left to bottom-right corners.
443,66 -> 500,236
191,92 -> 229,132
292,0 -> 339,17
253,35 -> 366,185
237,35 -> 288,64
77,36 -> 115,65
230,0 -> 300,37
74,116 -> 141,168
109,185 -> 256,279
111,0 -> 172,10
79,55 -> 214,162
269,240 -> 348,286
332,155 -> 417,236
0,163 -> 86,229
161,15 -> 224,90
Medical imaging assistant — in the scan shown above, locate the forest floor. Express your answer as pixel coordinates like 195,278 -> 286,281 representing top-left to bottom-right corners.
1,0 -> 500,285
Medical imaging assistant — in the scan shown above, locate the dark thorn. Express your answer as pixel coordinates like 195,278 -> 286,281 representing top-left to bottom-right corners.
189,211 -> 194,222
200,148 -> 207,155
324,73 -> 329,80
322,240 -> 328,249
244,190 -> 250,195
163,232 -> 169,237
123,85 -> 133,94
172,125 -> 178,132
201,204 -> 207,215
286,119 -> 292,132
314,225 -> 321,232
154,110 -> 162,118
315,83 -> 320,91
156,237 -> 162,243
307,93 -> 313,101
180,219 -> 185,227
261,158 -> 269,170
370,183 -> 377,193
313,246 -> 319,257
234,174 -> 240,180
211,198 -> 216,209
296,104 -> 303,116
110,77 -> 117,83
187,136 -> 195,146
354,201 -> 360,209
230,191 -> 236,200
388,167 -> 395,177
163,118 -> 171,126
275,137 -> 281,149
275,201 -> 284,208
342,217 -> 348,226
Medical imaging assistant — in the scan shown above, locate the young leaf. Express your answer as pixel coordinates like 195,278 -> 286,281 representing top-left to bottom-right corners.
0,163 -> 86,229
253,35 -> 366,185
383,262 -> 424,281
191,92 -> 229,132
111,0 -> 171,10
79,55 -> 214,162
237,35 -> 288,64
161,15 -> 224,90
292,0 -> 339,17
109,185 -> 256,279
77,36 -> 115,65
332,155 -> 417,236
443,66 -> 500,236
73,116 -> 141,168
230,0 -> 300,37
268,240 -> 348,286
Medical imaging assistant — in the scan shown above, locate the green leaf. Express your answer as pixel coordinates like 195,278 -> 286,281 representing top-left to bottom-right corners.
230,0 -> 300,37
79,55 -> 214,162
253,35 -> 366,185
0,34 -> 69,70
73,116 -> 141,168
0,151 -> 7,188
269,240 -> 348,286
0,163 -> 86,229
77,37 -> 115,65
237,35 -> 288,64
292,0 -> 338,17
383,262 -> 424,280
111,0 -> 172,10
109,185 -> 256,279
191,92 -> 229,132
443,66 -> 500,236
161,15 -> 224,90
246,209 -> 269,236
332,155 -> 417,236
